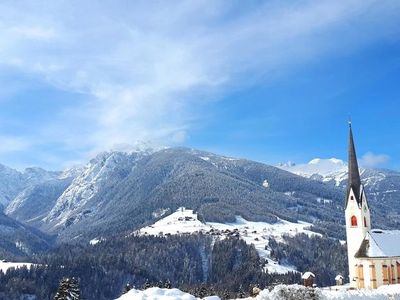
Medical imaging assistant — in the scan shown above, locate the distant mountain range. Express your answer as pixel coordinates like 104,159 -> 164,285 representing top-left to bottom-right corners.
0,149 -> 399,256
279,158 -> 400,228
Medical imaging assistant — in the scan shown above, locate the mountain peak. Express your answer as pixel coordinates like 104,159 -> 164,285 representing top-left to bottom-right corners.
278,158 -> 347,184
110,141 -> 166,155
308,158 -> 345,166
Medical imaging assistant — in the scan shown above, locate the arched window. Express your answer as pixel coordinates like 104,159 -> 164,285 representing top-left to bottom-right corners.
351,215 -> 358,227
364,217 -> 367,227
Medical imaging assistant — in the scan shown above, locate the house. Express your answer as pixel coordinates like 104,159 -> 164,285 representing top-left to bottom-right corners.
335,275 -> 344,286
301,272 -> 315,287
345,123 -> 400,288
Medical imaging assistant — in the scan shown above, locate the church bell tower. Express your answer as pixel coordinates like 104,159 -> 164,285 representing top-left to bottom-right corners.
345,122 -> 371,286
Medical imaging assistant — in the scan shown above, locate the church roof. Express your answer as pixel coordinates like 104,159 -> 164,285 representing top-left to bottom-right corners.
346,123 -> 362,207
355,230 -> 400,258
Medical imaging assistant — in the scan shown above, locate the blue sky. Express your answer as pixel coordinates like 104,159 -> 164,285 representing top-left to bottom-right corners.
0,1 -> 399,170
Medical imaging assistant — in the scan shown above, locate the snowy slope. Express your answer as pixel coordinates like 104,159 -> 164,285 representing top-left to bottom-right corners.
44,150 -> 152,230
0,165 -> 26,207
0,212 -> 51,257
116,285 -> 400,300
0,165 -> 60,208
136,208 -> 318,274
116,287 -> 219,300
0,259 -> 33,274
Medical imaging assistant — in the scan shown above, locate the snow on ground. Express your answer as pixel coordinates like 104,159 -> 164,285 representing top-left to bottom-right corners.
252,284 -> 400,300
136,208 -> 211,235
319,284 -> 400,300
136,208 -> 318,274
262,179 -> 269,188
116,285 -> 400,300
0,259 -> 33,273
89,238 -> 102,245
116,287 -> 219,300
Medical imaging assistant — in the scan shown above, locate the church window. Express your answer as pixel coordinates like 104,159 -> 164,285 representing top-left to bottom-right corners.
351,196 -> 354,200
351,215 -> 357,227
364,217 -> 367,227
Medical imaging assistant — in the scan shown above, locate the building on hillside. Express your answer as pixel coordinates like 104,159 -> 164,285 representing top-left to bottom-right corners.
301,272 -> 315,287
345,123 -> 400,289
335,275 -> 344,286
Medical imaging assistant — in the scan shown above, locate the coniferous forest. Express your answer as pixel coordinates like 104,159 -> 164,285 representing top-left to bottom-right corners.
0,232 -> 347,300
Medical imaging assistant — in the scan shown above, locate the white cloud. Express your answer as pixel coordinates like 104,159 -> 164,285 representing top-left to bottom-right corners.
360,152 -> 390,168
0,0 -> 398,166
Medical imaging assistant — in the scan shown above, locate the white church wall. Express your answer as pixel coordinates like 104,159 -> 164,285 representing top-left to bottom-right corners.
345,187 -> 370,286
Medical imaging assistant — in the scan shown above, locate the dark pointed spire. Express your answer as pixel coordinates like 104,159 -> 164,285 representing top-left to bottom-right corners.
346,121 -> 362,206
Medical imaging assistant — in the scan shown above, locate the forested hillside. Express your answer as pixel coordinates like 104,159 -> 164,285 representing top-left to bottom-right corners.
0,234 -> 299,300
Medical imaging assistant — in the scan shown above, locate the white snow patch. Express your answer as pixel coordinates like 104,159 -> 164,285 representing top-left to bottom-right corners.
115,285 -> 400,300
320,284 -> 400,300
115,287 -> 219,300
199,156 -> 210,161
0,259 -> 33,273
89,238 -> 104,245
152,208 -> 170,219
301,271 -> 315,279
136,207 -> 209,236
262,180 -> 269,188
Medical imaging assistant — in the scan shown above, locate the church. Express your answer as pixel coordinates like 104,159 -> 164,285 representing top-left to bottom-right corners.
345,123 -> 400,289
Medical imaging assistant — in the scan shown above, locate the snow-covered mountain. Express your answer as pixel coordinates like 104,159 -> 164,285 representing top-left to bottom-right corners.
36,147 -> 345,242
44,150 -> 152,231
279,158 -> 400,229
278,158 -> 348,186
2,150 -> 400,247
6,177 -> 74,227
0,165 -> 62,209
278,158 -> 397,191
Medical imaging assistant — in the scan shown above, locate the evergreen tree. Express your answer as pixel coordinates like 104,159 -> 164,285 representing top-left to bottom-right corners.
164,279 -> 172,289
54,277 -> 80,300
122,283 -> 132,294
143,279 -> 151,289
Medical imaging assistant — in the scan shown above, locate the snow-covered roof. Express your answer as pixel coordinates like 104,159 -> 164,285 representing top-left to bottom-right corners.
355,230 -> 400,258
301,272 -> 315,279
335,275 -> 344,280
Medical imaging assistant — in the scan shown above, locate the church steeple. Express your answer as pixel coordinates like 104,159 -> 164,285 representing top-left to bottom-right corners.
346,122 -> 362,206
344,122 -> 371,287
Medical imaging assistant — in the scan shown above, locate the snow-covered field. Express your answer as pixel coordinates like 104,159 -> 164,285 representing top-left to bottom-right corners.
0,259 -> 33,273
135,208 -> 318,274
116,287 -> 219,300
116,285 -> 400,300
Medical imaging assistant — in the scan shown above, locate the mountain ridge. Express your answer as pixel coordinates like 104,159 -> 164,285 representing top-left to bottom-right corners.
1,149 -> 399,247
